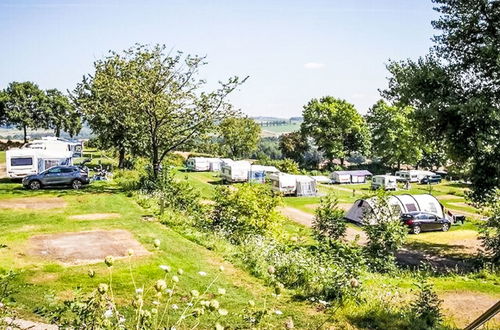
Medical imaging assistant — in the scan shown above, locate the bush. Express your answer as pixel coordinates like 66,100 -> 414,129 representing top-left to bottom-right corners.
479,190 -> 500,263
312,193 -> 347,243
211,183 -> 284,240
256,158 -> 300,174
409,278 -> 443,329
362,191 -> 407,272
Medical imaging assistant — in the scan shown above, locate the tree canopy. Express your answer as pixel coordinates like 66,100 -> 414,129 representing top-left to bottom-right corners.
219,116 -> 261,159
383,0 -> 500,202
301,96 -> 370,167
366,100 -> 422,170
45,89 -> 81,138
75,44 -> 246,173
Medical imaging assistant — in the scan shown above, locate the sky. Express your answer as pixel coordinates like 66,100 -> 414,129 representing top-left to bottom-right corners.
0,0 -> 438,117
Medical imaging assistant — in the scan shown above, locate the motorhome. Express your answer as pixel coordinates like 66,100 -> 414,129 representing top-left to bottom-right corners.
371,175 -> 398,191
6,148 -> 73,179
186,157 -> 210,171
24,137 -> 83,157
395,170 -> 435,183
221,161 -> 251,182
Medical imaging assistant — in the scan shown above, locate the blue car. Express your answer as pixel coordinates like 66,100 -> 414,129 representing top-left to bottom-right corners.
420,175 -> 442,184
22,166 -> 90,190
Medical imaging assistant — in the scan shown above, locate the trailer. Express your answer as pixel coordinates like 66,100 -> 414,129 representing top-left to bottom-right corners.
248,165 -> 266,183
295,175 -> 317,196
330,170 -> 372,184
6,148 -> 73,179
186,157 -> 210,171
269,173 -> 297,195
221,161 -> 251,182
23,136 -> 84,157
371,175 -> 398,190
207,158 -> 223,172
396,170 -> 435,183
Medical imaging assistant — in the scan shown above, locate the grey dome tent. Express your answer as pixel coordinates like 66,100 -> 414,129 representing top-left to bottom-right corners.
344,194 -> 444,225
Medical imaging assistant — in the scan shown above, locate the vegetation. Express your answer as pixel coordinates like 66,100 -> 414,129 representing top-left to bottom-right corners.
479,190 -> 500,263
312,193 -> 347,242
218,116 -> 261,159
301,96 -> 370,167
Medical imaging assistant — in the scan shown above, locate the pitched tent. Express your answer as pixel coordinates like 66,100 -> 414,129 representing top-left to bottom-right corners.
295,175 -> 317,196
330,170 -> 372,184
221,160 -> 251,183
344,194 -> 444,225
186,157 -> 210,171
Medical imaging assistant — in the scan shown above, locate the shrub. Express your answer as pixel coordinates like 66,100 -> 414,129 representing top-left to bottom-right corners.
256,158 -> 300,174
211,184 -> 284,240
362,190 -> 407,272
312,193 -> 347,243
409,278 -> 443,329
479,190 -> 500,263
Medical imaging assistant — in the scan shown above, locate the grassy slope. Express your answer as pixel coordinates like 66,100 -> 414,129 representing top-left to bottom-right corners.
0,151 -> 5,164
0,182 -> 325,327
181,171 -> 500,327
260,123 -> 300,134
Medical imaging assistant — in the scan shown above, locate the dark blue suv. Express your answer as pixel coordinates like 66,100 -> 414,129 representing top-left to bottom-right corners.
22,166 -> 90,190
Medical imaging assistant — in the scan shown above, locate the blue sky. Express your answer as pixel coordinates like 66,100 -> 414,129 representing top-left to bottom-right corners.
0,0 -> 437,117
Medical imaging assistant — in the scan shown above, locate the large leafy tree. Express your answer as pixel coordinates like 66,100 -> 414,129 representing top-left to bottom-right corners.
219,116 -> 261,159
383,0 -> 500,202
279,131 -> 309,164
45,89 -> 81,137
366,100 -> 422,170
75,44 -> 245,174
301,96 -> 370,167
2,82 -> 48,143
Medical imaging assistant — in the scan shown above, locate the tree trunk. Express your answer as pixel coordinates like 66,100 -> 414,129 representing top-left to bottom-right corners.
152,147 -> 160,178
118,148 -> 126,169
55,126 -> 61,137
397,160 -> 401,171
340,157 -> 345,168
23,125 -> 27,143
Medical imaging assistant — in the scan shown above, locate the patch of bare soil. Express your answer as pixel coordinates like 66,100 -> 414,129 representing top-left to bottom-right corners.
0,164 -> 6,179
305,203 -> 352,211
436,194 -> 462,200
396,247 -> 476,272
3,317 -> 57,330
29,229 -> 150,265
0,197 -> 67,210
449,201 -> 473,208
68,213 -> 121,221
440,292 -> 500,328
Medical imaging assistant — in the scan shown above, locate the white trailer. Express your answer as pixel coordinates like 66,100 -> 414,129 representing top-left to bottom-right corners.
221,161 -> 251,182
269,173 -> 297,195
207,158 -> 223,172
248,165 -> 266,183
6,148 -> 73,179
186,157 -> 210,171
330,170 -> 372,184
24,137 -> 83,157
396,170 -> 435,183
371,175 -> 398,191
295,175 -> 317,196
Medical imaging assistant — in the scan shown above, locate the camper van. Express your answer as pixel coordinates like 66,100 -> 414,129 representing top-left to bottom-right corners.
396,170 -> 435,183
186,157 -> 210,171
221,161 -> 251,183
6,148 -> 73,179
24,137 -> 83,157
371,175 -> 397,191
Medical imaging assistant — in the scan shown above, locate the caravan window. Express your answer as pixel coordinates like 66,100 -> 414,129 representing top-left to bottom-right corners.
11,158 -> 33,166
405,204 -> 417,212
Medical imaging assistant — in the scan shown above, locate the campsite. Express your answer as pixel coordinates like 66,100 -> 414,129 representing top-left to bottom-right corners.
1,0 -> 500,329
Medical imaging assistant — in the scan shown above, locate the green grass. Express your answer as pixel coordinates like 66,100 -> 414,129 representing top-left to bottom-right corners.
0,151 -> 5,164
0,181 -> 326,327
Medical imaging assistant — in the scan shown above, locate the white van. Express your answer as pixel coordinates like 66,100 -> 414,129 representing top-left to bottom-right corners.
6,148 -> 73,179
371,175 -> 397,191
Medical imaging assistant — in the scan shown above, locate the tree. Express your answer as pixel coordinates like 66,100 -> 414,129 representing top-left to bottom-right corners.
279,131 -> 309,164
45,89 -> 81,137
2,82 -> 48,143
219,116 -> 261,159
301,97 -> 370,167
366,100 -> 422,170
479,190 -> 500,263
0,91 -> 7,125
312,193 -> 347,243
75,44 -> 246,173
383,0 -> 500,202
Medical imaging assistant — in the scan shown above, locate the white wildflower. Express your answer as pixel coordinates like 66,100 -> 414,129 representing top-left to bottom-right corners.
198,271 -> 207,276
275,310 -> 283,315
160,265 -> 171,272
171,304 -> 179,310
104,309 -> 113,318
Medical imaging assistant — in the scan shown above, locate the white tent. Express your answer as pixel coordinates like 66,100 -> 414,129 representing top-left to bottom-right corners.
295,175 -> 317,196
344,194 -> 444,224
248,165 -> 266,183
186,157 -> 210,171
221,161 -> 251,183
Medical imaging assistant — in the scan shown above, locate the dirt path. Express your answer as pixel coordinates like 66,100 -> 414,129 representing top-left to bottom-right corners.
440,292 -> 500,328
278,206 -> 368,244
3,317 -> 57,330
68,213 -> 121,220
0,197 -> 67,210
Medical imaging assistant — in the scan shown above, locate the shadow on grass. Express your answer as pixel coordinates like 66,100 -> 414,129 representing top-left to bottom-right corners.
397,240 -> 481,274
0,180 -> 119,198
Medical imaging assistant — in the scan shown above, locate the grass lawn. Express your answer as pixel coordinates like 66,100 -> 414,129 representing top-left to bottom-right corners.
0,181 -> 326,327
0,150 -> 5,164
260,123 -> 301,134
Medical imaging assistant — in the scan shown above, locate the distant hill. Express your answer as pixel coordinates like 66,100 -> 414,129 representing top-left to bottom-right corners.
251,117 -> 303,136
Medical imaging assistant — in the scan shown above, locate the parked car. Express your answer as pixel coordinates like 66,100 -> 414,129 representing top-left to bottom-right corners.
22,166 -> 90,190
420,175 -> 442,184
401,211 -> 451,234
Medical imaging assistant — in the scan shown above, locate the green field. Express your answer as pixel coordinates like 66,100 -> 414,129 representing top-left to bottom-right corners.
260,123 -> 300,134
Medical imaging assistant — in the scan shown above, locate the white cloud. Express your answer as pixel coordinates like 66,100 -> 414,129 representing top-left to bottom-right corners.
304,62 -> 325,69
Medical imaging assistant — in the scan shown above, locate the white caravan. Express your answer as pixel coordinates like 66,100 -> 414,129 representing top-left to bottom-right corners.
24,137 -> 83,157
207,158 -> 223,172
221,161 -> 251,182
6,148 -> 73,179
186,157 -> 210,171
269,173 -> 297,195
396,170 -> 435,183
295,175 -> 317,196
371,175 -> 398,191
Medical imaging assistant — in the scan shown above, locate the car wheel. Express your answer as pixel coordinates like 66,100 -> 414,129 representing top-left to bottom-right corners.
72,179 -> 83,190
29,180 -> 41,190
412,225 -> 421,235
442,223 -> 450,232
